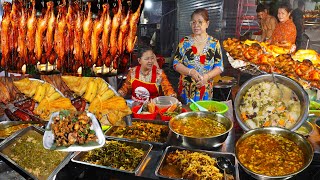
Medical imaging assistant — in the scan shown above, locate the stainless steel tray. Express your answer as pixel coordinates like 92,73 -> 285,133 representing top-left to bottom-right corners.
71,137 -> 153,175
0,121 -> 46,139
0,126 -> 74,180
155,146 -> 240,180
105,119 -> 170,148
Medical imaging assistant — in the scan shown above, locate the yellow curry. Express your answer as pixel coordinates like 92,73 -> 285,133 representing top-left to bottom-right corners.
170,117 -> 226,137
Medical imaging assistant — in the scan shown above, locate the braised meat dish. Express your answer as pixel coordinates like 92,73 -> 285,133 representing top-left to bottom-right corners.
51,110 -> 97,146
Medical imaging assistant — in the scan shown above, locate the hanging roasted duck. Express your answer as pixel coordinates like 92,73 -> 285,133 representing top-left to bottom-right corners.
26,0 -> 37,65
82,2 -> 93,67
35,4 -> 50,64
45,1 -> 56,65
73,1 -> 83,71
1,2 -> 12,68
126,0 -> 143,53
66,2 -> 76,61
109,0 -> 122,60
17,2 -> 28,70
101,4 -> 112,67
91,4 -> 107,66
54,5 -> 67,70
117,9 -> 131,56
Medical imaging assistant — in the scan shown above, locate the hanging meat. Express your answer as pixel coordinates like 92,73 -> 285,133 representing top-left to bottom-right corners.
35,4 -> 50,64
1,2 -> 12,68
82,2 -> 93,67
91,4 -> 106,66
126,0 -> 144,53
73,1 -> 83,70
66,2 -> 75,59
17,2 -> 28,70
109,0 -> 122,60
54,5 -> 67,70
101,4 -> 112,67
26,0 -> 37,65
9,1 -> 20,68
117,10 -> 131,56
45,1 -> 56,65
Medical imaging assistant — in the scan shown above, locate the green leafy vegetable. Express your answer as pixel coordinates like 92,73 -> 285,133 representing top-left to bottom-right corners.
310,101 -> 320,110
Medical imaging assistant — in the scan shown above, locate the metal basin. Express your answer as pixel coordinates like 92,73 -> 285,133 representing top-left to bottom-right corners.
169,111 -> 233,148
235,127 -> 313,180
234,74 -> 309,131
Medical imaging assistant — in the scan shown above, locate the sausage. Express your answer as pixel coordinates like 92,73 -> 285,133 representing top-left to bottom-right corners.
79,99 -> 86,112
5,109 -> 20,121
14,98 -> 35,110
13,109 -> 31,121
72,97 -> 87,111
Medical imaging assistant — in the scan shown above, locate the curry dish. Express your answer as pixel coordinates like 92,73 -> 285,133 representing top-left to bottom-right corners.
1,130 -> 68,180
0,124 -> 31,138
159,150 -> 223,180
237,134 -> 305,176
109,121 -> 169,143
170,117 -> 226,137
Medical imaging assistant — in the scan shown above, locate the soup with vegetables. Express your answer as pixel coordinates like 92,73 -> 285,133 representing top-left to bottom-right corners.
170,117 -> 227,137
237,134 -> 305,176
239,82 -> 301,129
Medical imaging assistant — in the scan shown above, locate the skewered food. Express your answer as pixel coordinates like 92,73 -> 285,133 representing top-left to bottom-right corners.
83,141 -> 145,172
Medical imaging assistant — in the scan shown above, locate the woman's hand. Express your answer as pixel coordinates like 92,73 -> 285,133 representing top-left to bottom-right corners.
196,74 -> 209,88
190,69 -> 202,82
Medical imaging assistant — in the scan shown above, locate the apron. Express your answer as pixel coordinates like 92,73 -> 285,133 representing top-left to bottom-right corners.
132,65 -> 159,103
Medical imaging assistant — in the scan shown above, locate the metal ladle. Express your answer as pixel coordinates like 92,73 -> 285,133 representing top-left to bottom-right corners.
216,156 -> 234,180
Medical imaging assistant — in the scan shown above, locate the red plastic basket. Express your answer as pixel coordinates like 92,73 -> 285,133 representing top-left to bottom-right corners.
159,107 -> 187,121
132,105 -> 158,120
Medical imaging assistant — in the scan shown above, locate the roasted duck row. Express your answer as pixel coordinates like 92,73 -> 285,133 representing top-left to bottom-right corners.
223,38 -> 320,89
0,0 -> 143,72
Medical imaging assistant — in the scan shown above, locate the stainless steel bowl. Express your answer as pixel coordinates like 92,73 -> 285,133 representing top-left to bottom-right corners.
234,74 -> 309,131
235,127 -> 313,180
169,111 -> 233,148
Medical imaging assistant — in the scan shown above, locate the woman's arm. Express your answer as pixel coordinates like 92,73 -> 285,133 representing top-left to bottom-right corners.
160,71 -> 177,97
117,69 -> 133,97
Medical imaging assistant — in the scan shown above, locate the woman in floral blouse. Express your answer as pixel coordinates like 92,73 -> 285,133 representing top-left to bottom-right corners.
118,46 -> 176,103
173,8 -> 223,104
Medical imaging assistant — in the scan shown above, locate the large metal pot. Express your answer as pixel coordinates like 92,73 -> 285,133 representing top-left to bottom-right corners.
169,111 -> 233,148
235,127 -> 313,180
234,74 -> 309,132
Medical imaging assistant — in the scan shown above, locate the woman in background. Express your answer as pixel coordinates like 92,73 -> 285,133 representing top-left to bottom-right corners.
173,8 -> 223,104
118,46 -> 176,102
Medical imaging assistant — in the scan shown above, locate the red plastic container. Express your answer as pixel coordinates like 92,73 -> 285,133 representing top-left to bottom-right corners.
159,107 -> 187,121
132,105 -> 158,120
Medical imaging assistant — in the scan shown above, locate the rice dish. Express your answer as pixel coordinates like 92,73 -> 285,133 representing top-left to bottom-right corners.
239,82 -> 301,129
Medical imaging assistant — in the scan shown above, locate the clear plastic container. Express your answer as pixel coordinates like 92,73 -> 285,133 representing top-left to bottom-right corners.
152,96 -> 179,110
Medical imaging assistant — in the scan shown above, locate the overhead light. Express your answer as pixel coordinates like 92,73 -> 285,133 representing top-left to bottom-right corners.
145,0 -> 152,9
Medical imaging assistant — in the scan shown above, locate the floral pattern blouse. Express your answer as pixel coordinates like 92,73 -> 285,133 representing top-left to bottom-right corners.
271,19 -> 297,45
173,35 -> 223,104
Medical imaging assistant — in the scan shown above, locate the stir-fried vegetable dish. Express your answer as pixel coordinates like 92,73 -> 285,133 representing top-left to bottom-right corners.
110,121 -> 169,143
239,82 -> 301,129
83,141 -> 145,172
237,134 -> 305,176
1,130 -> 68,180
159,150 -> 223,180
170,117 -> 226,137
51,110 -> 97,147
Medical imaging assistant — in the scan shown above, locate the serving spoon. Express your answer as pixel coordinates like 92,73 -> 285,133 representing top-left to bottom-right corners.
216,156 -> 234,180
189,99 -> 208,111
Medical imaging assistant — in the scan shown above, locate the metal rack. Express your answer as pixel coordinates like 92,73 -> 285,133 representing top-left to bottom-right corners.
236,0 -> 260,38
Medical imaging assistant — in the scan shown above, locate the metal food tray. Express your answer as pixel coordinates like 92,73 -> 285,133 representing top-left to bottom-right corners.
0,126 -> 74,180
105,119 -> 169,149
71,137 -> 153,175
155,146 -> 240,180
0,121 -> 45,139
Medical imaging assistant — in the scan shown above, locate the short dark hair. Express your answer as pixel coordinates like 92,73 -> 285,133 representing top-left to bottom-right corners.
191,8 -> 209,22
256,4 -> 267,13
137,45 -> 154,58
278,3 -> 293,14
298,0 -> 305,8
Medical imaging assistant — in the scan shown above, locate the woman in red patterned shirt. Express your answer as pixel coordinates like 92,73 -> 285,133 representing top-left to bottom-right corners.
270,3 -> 297,50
